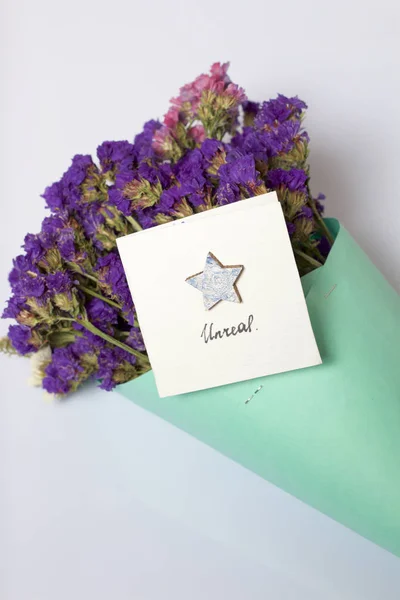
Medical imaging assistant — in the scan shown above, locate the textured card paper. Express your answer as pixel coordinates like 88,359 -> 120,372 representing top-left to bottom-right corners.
117,193 -> 321,397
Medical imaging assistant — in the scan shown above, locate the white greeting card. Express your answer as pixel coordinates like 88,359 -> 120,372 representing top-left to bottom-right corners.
117,193 -> 321,397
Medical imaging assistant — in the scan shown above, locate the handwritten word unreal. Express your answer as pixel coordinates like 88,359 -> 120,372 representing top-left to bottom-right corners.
201,314 -> 254,344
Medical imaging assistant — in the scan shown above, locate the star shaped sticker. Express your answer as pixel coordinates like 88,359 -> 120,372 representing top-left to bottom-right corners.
186,252 -> 244,310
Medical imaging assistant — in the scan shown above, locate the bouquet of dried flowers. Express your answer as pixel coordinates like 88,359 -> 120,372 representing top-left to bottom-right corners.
1,62 -> 332,395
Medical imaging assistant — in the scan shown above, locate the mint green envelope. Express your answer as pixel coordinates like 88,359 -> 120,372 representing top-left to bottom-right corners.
117,219 -> 400,556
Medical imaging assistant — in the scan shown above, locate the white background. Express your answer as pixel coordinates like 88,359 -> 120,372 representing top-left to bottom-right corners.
1,1 -> 400,598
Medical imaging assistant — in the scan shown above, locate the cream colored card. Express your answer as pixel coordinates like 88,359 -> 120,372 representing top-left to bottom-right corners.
117,193 -> 321,397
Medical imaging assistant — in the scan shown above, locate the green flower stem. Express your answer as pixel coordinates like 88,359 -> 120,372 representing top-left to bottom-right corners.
59,317 -> 149,364
310,244 -> 326,264
77,284 -> 122,309
79,320 -> 150,363
126,215 -> 143,232
308,199 -> 335,246
294,248 -> 323,269
306,183 -> 335,246
48,330 -> 83,347
66,263 -> 100,284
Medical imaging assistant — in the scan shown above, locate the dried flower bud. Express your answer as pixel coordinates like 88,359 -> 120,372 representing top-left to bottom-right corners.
123,178 -> 163,210
172,198 -> 194,218
17,309 -> 39,327
26,297 -> 54,322
154,214 -> 174,225
38,248 -> 63,272
111,361 -> 138,385
94,225 -> 118,251
285,191 -> 307,220
52,290 -> 80,316
293,217 -> 315,242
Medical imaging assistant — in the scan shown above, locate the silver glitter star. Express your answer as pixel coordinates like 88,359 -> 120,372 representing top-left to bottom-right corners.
186,252 -> 244,310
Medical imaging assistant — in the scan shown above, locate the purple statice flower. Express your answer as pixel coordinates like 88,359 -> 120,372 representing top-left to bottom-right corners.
95,251 -> 132,309
42,346 -> 84,394
297,205 -> 313,220
216,154 -> 262,205
63,154 -> 94,188
233,118 -> 306,162
286,222 -> 296,236
254,94 -> 307,128
41,181 -> 64,212
267,168 -> 308,193
42,155 -> 96,213
110,159 -> 173,218
231,128 -> 280,162
46,271 -> 74,295
126,326 -> 146,352
135,210 -> 157,230
23,234 -> 45,263
72,328 -> 106,355
107,137 -> 172,216
8,324 -> 36,355
36,212 -> 77,261
97,141 -> 136,174
216,182 -> 240,205
8,254 -> 37,281
86,298 -> 118,331
57,227 -> 76,261
8,256 -> 32,295
138,160 -> 172,188
114,158 -> 138,190
97,346 -> 136,391
107,185 -> 131,216
219,154 -> 260,188
270,119 -> 306,154
314,193 -> 326,214
175,148 -> 205,181
200,138 -> 225,161
70,333 -> 95,356
217,152 -> 261,206
40,213 -> 68,243
2,296 -> 28,319
78,203 -> 105,246
174,149 -> 208,207
134,120 -> 161,161
155,186 -> 182,214
9,260 -> 45,299
280,118 -> 309,142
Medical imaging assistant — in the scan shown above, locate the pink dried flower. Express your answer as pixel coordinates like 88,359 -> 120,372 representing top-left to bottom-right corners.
154,62 -> 246,158
189,124 -> 206,144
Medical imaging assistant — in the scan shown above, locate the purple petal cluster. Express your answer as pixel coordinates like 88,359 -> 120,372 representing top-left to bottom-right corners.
8,324 -> 36,355
254,94 -> 307,128
41,329 -> 136,394
97,141 -> 136,174
267,168 -> 308,193
86,298 -> 118,333
97,346 -> 136,391
126,326 -> 146,352
42,155 -> 96,212
95,251 -> 132,311
46,271 -> 74,295
43,345 -> 84,394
